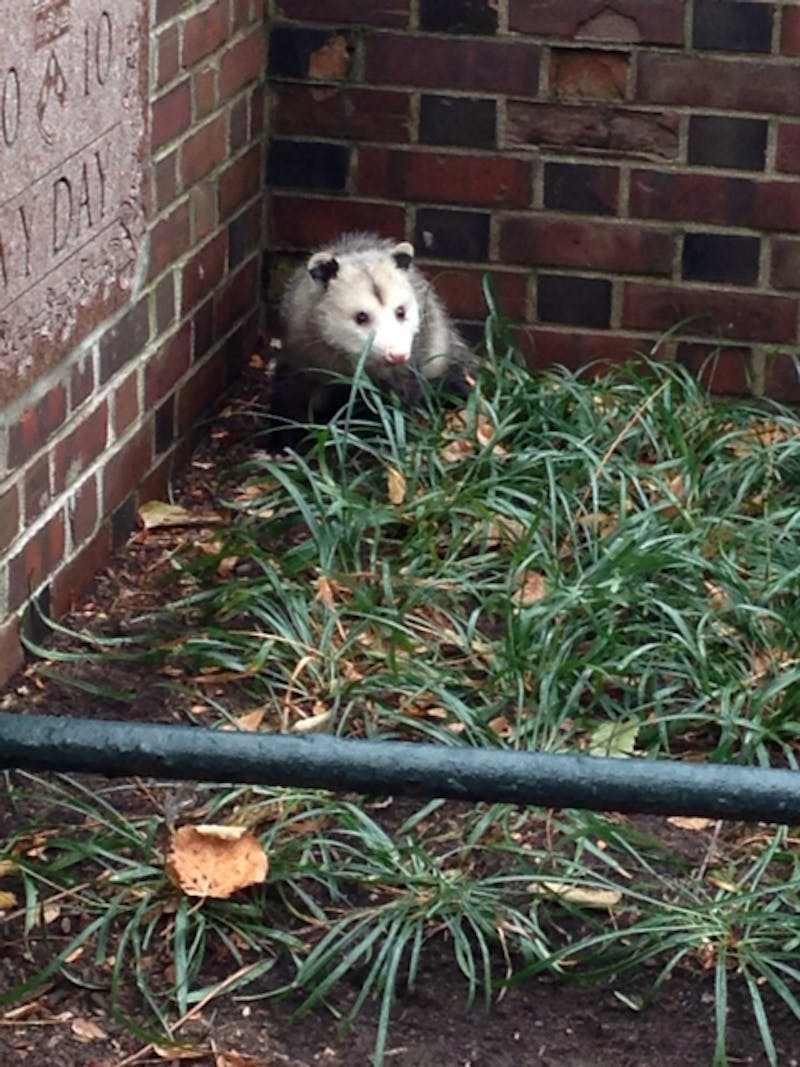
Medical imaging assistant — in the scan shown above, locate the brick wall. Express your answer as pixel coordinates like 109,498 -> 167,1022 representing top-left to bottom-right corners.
0,0 -> 266,681
264,0 -> 800,402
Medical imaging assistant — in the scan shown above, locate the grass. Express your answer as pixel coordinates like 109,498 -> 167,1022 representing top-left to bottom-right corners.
4,290 -> 800,1064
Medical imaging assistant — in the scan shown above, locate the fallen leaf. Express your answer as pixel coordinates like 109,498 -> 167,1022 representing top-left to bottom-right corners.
0,890 -> 18,910
587,719 -> 640,758
513,571 -> 547,605
166,825 -> 269,899
221,707 -> 266,732
531,881 -> 623,909
154,1045 -> 209,1061
0,860 -> 18,877
71,1017 -> 108,1042
667,816 -> 714,831
291,708 -> 333,734
216,1051 -> 275,1067
386,465 -> 407,505
138,501 -> 223,530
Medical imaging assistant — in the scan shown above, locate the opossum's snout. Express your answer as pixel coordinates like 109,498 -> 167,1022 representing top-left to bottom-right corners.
383,349 -> 412,365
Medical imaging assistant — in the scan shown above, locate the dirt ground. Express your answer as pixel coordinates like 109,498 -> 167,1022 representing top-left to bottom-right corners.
2,374 -> 799,1067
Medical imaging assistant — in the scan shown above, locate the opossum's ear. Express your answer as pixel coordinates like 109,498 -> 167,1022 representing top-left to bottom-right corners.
308,252 -> 339,287
391,242 -> 414,271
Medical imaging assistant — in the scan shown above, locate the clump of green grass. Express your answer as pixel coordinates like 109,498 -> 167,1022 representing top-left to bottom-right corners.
6,291 -> 800,1064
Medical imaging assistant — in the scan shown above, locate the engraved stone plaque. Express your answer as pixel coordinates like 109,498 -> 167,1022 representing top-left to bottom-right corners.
0,1 -> 148,406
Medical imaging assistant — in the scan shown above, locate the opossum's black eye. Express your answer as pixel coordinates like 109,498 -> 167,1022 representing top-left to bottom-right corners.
395,306 -> 406,321
354,311 -> 371,326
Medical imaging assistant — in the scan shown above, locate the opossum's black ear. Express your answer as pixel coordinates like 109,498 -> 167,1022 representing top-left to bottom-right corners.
391,242 -> 414,271
308,252 -> 339,286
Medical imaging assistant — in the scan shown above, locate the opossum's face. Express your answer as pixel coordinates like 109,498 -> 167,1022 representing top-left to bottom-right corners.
307,242 -> 421,367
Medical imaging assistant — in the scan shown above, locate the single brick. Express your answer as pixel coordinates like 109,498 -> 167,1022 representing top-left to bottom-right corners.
148,201 -> 190,281
544,161 -> 619,215
269,26 -> 350,78
151,79 -> 191,150
0,618 -> 23,689
183,0 -> 228,67
357,148 -> 532,207
99,301 -> 150,385
153,152 -> 178,214
752,179 -> 800,232
193,65 -> 217,121
71,353 -> 95,412
52,526 -> 111,620
419,0 -> 497,34
508,0 -> 684,45
275,0 -> 410,27
191,180 -> 218,241
220,27 -> 266,99
507,101 -> 678,158
782,7 -> 800,56
269,194 -> 407,247
24,456 -> 50,524
229,201 -> 263,268
68,474 -> 100,548
525,327 -> 637,373
771,237 -> 800,290
622,282 -> 797,343
275,85 -> 411,143
215,258 -> 260,339
776,124 -> 800,175
688,115 -> 767,171
414,208 -> 491,261
144,323 -> 192,408
155,273 -> 177,334
219,145 -> 262,219
501,216 -> 673,276
430,267 -> 529,320
266,139 -> 351,191
693,0 -> 772,54
767,352 -> 800,404
113,371 -> 140,437
682,233 -> 760,286
181,113 -> 228,187
550,49 -> 628,101
629,169 -> 756,225
177,351 -> 227,436
8,385 -> 68,467
193,300 -> 215,361
182,233 -> 228,316
8,512 -> 66,614
155,397 -> 175,454
156,23 -> 181,88
638,54 -> 800,116
420,96 -> 496,148
156,0 -> 190,25
365,34 -> 540,94
0,485 -> 20,557
53,402 -> 109,496
677,343 -> 751,396
537,274 -> 612,329
102,425 -> 153,516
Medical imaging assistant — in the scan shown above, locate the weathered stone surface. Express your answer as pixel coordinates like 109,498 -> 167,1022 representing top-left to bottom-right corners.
0,1 -> 148,406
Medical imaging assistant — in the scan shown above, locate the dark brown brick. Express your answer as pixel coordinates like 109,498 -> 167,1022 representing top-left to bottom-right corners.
776,123 -> 800,175
177,352 -> 227,436
688,115 -> 767,171
419,0 -> 497,35
365,34 -> 540,94
421,267 -> 529,321
52,527 -> 111,619
414,208 -> 491,261
182,233 -> 228,315
191,180 -> 218,241
145,323 -> 192,408
0,484 -> 20,556
693,0 -> 772,54
102,424 -> 153,516
8,512 -> 66,613
67,472 -> 100,549
99,301 -> 150,385
782,7 -> 800,56
638,54 -> 800,116
215,259 -> 259,339
275,0 -> 410,26
192,64 -> 218,120
766,352 -> 800,404
71,353 -> 94,411
181,114 -> 228,187
523,327 -> 638,373
219,145 -> 262,219
269,27 -> 352,78
24,455 -> 50,523
153,151 -> 179,213
550,49 -> 628,101
771,238 -> 800,290
149,201 -> 190,281
270,194 -> 407,248
508,0 -> 684,45
267,140 -> 350,191
0,617 -> 24,687
677,343 -> 751,396
53,401 -> 109,496
501,216 -> 673,275
629,169 -> 755,225
419,96 -> 496,148
538,274 -> 612,328
155,274 -> 177,334
156,23 -> 181,88
156,0 -> 191,24
8,385 -> 67,467
357,148 -> 532,207
229,201 -> 262,267
544,161 -> 619,215
221,27 -> 265,99
151,79 -> 192,151
113,371 -> 140,436
622,282 -> 797,343
682,233 -> 760,286
507,102 -> 678,158
275,85 -> 411,143
183,0 -> 229,67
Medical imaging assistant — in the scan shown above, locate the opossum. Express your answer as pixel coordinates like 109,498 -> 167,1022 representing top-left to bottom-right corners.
270,233 -> 475,431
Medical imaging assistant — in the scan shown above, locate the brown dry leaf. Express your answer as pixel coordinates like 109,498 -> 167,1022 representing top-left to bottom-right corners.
513,571 -> 547,606
290,707 -> 333,733
221,707 -> 266,732
0,890 -> 18,910
532,881 -> 623,909
71,1017 -> 107,1042
217,556 -> 240,579
485,515 -> 527,549
138,501 -> 223,530
166,825 -> 269,899
440,438 -> 474,463
488,715 -> 513,738
154,1045 -> 209,1061
216,1051 -> 276,1067
314,574 -> 345,610
667,816 -> 714,831
0,860 -> 18,878
703,581 -> 730,611
386,465 -> 407,505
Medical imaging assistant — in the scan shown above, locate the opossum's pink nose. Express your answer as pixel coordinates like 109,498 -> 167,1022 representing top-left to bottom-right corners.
384,350 -> 411,365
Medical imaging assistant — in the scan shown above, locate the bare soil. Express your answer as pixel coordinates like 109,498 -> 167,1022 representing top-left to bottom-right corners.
1,372 -> 799,1067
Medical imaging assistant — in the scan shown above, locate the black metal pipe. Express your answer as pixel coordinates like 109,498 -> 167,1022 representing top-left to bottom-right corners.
1,711 -> 799,823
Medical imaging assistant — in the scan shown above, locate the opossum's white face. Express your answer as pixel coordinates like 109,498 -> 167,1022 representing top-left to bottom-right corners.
308,242 -> 421,367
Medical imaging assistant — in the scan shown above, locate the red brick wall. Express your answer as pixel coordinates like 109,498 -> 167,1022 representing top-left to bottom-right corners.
265,0 -> 800,402
0,1 -> 266,681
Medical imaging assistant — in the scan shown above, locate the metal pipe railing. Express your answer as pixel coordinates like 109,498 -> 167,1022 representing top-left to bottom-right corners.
1,712 -> 799,823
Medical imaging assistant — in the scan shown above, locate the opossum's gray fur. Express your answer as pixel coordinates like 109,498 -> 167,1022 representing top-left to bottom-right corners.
271,232 -> 475,429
